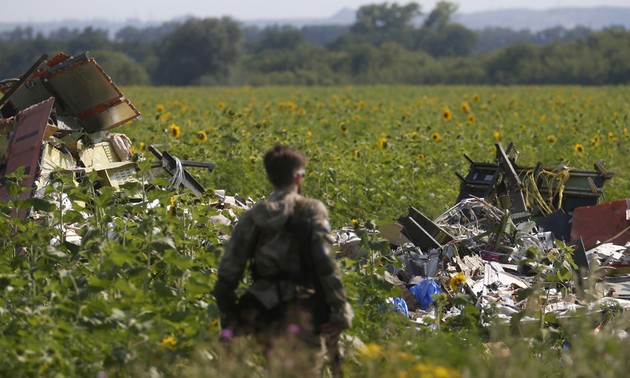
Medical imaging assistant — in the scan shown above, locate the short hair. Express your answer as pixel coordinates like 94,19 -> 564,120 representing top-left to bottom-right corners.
263,144 -> 306,188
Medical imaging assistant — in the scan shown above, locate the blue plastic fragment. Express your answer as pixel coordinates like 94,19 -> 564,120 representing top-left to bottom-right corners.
410,278 -> 442,310
387,297 -> 409,317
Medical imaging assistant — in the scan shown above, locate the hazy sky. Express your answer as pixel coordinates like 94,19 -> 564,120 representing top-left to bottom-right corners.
6,0 -> 630,23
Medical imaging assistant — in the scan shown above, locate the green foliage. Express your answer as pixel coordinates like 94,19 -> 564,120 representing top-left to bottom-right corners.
2,85 -> 630,376
155,17 -> 242,85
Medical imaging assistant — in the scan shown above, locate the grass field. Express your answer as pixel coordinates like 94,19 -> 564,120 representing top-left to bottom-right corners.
1,85 -> 629,377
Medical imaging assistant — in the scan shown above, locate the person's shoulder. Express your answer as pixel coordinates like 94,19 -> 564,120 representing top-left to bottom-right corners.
296,195 -> 328,218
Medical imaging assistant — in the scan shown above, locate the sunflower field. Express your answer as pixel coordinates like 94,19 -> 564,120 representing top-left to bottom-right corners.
1,85 -> 630,377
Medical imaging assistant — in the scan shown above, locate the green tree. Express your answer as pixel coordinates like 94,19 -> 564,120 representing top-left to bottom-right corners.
250,25 -> 303,53
351,2 -> 421,34
67,27 -> 110,55
156,17 -> 241,85
423,0 -> 458,30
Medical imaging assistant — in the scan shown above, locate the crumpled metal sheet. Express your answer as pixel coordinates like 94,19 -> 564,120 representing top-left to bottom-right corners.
571,199 -> 630,249
1,52 -> 140,133
0,98 -> 54,215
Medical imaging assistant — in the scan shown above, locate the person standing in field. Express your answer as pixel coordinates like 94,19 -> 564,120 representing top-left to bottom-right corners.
212,144 -> 353,376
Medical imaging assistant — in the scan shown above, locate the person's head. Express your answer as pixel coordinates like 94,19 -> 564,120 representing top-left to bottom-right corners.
263,144 -> 306,191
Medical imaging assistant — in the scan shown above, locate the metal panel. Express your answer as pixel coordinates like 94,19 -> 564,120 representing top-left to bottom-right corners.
1,53 -> 140,133
570,199 -> 630,249
0,98 -> 54,216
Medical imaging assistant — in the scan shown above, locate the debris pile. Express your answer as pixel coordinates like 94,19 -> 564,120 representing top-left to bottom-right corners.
382,143 -> 630,325
0,52 -> 213,223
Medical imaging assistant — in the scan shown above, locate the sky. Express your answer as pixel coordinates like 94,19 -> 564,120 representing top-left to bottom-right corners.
5,0 -> 630,23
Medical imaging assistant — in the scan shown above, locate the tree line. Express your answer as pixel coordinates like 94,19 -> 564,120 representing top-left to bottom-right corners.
1,1 -> 629,86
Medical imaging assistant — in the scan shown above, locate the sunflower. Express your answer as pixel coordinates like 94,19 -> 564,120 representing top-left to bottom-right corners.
138,142 -> 145,151
417,153 -> 425,161
431,132 -> 441,141
591,134 -> 600,146
547,135 -> 557,144
442,107 -> 452,121
449,273 -> 466,292
169,123 -> 181,139
461,102 -> 471,113
339,122 -> 348,134
378,137 -> 388,149
217,101 -> 226,110
608,132 -> 617,141
196,130 -> 208,142
573,143 -> 585,153
473,94 -> 480,102
161,336 -> 177,349
358,100 -> 366,109
156,103 -> 164,113
467,114 -> 476,124
493,131 -> 502,142
168,195 -> 178,216
306,131 -> 312,138
353,149 -> 360,158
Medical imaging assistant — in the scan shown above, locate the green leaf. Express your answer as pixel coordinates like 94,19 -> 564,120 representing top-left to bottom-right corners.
154,281 -> 176,297
149,237 -> 177,252
109,246 -> 137,266
163,250 -> 194,269
44,246 -> 68,261
515,287 -> 536,301
25,197 -> 56,212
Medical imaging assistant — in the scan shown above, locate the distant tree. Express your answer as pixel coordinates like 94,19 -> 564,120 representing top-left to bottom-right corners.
484,43 -> 540,84
423,0 -> 458,30
351,2 -> 421,33
67,27 -> 110,55
48,28 -> 81,42
0,27 -> 34,42
156,17 -> 241,85
249,25 -> 303,53
115,23 -> 178,43
419,24 -> 477,57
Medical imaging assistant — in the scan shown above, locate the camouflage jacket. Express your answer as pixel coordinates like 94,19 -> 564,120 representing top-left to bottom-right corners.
213,190 -> 353,329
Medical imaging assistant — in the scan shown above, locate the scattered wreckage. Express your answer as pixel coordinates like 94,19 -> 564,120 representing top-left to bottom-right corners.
3,53 -> 629,335
358,142 -> 630,328
0,52 -> 216,225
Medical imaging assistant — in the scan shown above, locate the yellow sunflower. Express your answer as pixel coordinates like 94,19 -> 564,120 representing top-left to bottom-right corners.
217,101 -> 226,110
449,272 -> 466,292
169,123 -> 181,139
467,114 -> 476,124
339,122 -> 348,135
353,149 -> 360,158
442,107 -> 452,121
417,153 -> 425,161
378,137 -> 388,149
493,131 -> 502,142
156,103 -> 164,113
196,131 -> 208,142
306,131 -> 312,138
573,143 -> 585,153
431,132 -> 441,141
161,336 -> 177,349
591,134 -> 600,146
547,135 -> 557,144
138,142 -> 145,151
461,102 -> 471,113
